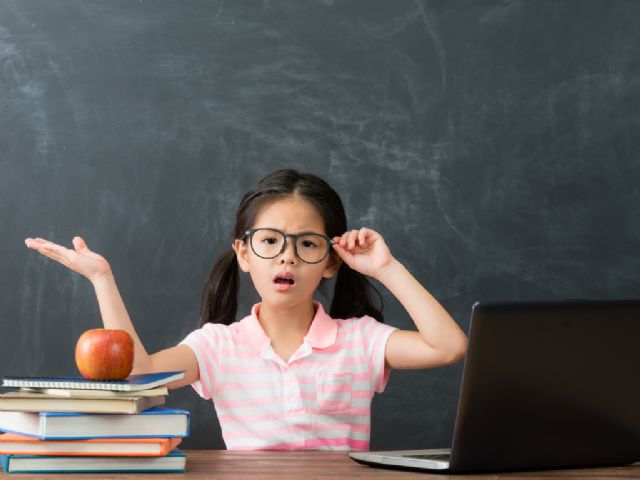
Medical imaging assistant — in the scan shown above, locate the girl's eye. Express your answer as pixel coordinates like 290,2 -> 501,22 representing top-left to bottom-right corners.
300,240 -> 317,249
263,237 -> 278,245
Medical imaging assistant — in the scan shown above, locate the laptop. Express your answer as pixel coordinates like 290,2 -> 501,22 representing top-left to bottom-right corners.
350,300 -> 640,473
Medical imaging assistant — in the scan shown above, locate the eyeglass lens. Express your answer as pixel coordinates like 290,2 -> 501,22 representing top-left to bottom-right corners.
250,229 -> 330,263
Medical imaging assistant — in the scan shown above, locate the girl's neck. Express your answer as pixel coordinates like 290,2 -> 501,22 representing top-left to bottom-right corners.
257,301 -> 316,341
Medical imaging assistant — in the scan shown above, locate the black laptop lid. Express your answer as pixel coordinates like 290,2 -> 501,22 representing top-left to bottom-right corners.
449,300 -> 640,473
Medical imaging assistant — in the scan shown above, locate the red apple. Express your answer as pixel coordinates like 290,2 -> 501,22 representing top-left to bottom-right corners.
75,329 -> 134,380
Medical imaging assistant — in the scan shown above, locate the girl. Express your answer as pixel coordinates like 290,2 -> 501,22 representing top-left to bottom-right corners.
24,169 -> 467,451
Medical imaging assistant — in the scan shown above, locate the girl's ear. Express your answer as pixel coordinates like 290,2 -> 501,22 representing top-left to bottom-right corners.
322,252 -> 342,279
233,239 -> 250,273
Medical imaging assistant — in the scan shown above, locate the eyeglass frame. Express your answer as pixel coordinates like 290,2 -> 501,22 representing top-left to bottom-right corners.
243,228 -> 334,264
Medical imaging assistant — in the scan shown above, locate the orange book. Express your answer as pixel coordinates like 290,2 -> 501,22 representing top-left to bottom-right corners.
0,433 -> 181,456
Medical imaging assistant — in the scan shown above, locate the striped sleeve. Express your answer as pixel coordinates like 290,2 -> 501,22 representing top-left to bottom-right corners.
358,316 -> 397,393
179,323 -> 222,400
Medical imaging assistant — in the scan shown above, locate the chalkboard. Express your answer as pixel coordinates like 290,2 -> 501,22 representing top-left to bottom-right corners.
1,0 -> 639,450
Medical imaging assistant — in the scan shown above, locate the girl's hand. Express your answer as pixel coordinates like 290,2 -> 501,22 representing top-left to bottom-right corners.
24,236 -> 111,283
332,228 -> 395,280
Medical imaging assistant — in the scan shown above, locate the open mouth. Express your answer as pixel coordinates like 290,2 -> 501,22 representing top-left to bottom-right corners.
273,272 -> 296,286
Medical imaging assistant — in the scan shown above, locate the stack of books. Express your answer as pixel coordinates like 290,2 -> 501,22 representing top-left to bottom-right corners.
0,372 -> 189,474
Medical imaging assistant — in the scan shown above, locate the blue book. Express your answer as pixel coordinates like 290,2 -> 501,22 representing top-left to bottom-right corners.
0,406 -> 190,440
1,371 -> 184,392
1,448 -> 186,473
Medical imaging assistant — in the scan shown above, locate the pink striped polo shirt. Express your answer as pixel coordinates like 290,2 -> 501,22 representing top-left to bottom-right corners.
180,301 -> 396,451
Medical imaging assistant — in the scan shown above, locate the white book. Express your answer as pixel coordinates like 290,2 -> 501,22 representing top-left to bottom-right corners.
20,386 -> 169,398
0,391 -> 165,414
1,449 -> 186,473
0,406 -> 189,440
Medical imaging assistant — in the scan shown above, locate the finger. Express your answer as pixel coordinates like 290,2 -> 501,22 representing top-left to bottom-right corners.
332,242 -> 356,266
343,231 -> 352,249
25,237 -> 46,248
348,229 -> 359,250
359,228 -> 380,248
41,242 -> 72,259
358,228 -> 367,247
24,238 -> 83,272
337,232 -> 349,248
43,244 -> 82,268
26,237 -> 59,250
73,236 -> 90,253
35,241 -> 74,262
352,228 -> 369,250
35,246 -> 67,264
25,237 -> 49,251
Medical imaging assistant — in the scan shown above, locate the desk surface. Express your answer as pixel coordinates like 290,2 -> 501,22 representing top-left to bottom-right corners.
1,450 -> 639,479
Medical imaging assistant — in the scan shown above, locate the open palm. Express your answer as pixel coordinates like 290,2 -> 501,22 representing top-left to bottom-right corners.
25,236 -> 111,282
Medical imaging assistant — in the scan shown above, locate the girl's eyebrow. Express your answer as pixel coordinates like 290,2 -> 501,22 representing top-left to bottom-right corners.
255,227 -> 327,235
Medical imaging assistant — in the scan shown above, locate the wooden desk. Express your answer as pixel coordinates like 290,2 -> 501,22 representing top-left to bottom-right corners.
1,450 -> 639,479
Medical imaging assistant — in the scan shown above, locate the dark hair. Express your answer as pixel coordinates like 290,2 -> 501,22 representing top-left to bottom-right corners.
199,169 -> 384,326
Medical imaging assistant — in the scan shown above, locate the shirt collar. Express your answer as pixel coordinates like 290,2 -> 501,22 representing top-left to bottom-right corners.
240,301 -> 338,354
305,302 -> 338,349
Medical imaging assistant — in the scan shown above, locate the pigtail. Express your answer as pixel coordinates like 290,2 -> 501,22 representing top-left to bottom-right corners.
199,248 -> 239,326
330,263 -> 384,323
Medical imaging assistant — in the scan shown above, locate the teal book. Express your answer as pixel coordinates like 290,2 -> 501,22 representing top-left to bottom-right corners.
0,406 -> 190,440
0,448 -> 186,473
1,371 -> 184,392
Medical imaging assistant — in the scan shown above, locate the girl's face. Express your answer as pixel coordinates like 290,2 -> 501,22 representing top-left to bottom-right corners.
233,196 -> 340,311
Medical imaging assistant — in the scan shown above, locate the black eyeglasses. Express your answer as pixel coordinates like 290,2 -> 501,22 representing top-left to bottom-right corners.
244,228 -> 334,264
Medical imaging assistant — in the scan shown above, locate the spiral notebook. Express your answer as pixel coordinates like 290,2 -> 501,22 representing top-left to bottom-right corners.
0,372 -> 184,392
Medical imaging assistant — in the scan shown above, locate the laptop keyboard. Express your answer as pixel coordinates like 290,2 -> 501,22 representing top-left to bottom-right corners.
403,453 -> 451,462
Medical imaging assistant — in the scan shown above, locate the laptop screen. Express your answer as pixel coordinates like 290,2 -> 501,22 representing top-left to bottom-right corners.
449,300 -> 640,473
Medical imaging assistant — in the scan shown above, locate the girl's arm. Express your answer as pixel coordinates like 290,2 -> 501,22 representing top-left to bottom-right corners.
374,259 -> 467,369
90,272 -> 199,388
332,228 -> 468,370
25,237 -> 199,389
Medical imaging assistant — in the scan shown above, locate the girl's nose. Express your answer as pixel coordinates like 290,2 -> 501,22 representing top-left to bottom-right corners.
278,238 -> 298,264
